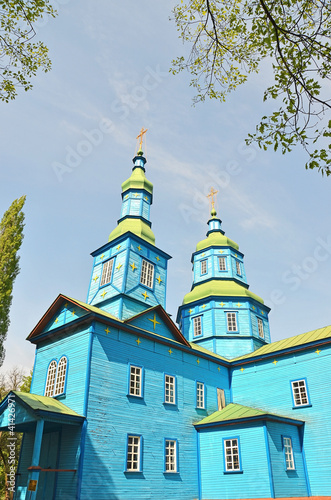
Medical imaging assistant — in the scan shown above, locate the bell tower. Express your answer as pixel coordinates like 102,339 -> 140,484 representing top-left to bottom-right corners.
86,130 -> 171,320
177,188 -> 271,359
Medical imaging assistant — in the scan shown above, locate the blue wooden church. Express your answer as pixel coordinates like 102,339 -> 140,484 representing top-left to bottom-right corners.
1,140 -> 331,500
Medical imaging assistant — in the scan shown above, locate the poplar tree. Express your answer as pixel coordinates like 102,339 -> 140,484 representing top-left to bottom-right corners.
0,196 -> 26,366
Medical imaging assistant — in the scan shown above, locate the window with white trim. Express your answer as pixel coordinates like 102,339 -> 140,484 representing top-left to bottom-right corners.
236,260 -> 241,276
291,379 -> 309,406
193,316 -> 202,337
165,440 -> 177,472
140,259 -> 154,288
226,312 -> 238,332
218,257 -> 226,271
224,438 -> 240,471
44,360 -> 57,397
165,375 -> 176,404
201,259 -> 207,275
196,382 -> 205,408
283,436 -> 295,470
126,435 -> 141,471
257,317 -> 264,338
129,365 -> 142,397
54,356 -> 67,396
100,258 -> 114,286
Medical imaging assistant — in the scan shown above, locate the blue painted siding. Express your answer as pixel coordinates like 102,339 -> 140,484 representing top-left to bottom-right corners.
266,421 -> 308,498
80,321 -> 230,500
231,345 -> 331,496
198,422 -> 271,500
31,326 -> 91,415
15,433 -> 33,500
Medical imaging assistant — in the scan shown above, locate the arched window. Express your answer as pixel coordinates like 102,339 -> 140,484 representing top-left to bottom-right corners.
44,356 -> 68,397
54,356 -> 68,396
44,360 -> 57,397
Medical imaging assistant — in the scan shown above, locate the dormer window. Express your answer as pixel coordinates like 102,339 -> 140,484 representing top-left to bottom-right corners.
100,258 -> 114,286
140,259 -> 154,288
201,259 -> 207,275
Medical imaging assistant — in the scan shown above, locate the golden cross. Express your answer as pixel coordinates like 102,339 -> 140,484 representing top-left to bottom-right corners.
136,127 -> 148,150
207,187 -> 219,209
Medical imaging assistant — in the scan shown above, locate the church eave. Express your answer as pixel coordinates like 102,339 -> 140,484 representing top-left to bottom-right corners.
91,231 -> 172,260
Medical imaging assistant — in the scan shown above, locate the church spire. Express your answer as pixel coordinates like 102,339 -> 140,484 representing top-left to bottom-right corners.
87,130 -> 171,320
108,129 -> 155,246
177,189 -> 271,359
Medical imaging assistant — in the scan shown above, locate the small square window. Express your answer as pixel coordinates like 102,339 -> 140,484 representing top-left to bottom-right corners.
196,382 -> 205,408
129,365 -> 142,397
100,258 -> 114,286
291,379 -> 310,407
126,435 -> 141,471
164,375 -> 176,404
226,312 -> 238,332
201,259 -> 207,275
193,316 -> 202,337
236,260 -> 241,276
223,438 -> 241,472
218,257 -> 226,271
283,436 -> 295,470
140,259 -> 154,288
257,318 -> 264,338
165,440 -> 177,473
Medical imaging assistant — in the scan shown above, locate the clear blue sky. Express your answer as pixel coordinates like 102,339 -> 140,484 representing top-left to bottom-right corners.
1,1 -> 330,375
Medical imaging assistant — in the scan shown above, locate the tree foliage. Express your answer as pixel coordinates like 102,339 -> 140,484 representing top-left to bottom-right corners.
0,367 -> 31,499
171,0 -> 331,175
0,196 -> 26,366
0,0 -> 56,102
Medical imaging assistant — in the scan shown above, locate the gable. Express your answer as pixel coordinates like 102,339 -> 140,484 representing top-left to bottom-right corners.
27,294 -> 119,342
125,305 -> 190,346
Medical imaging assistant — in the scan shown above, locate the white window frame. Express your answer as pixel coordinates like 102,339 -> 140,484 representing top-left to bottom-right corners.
193,316 -> 202,337
140,259 -> 154,289
126,435 -> 141,471
44,360 -> 57,397
283,436 -> 295,470
54,356 -> 67,396
164,374 -> 176,404
165,439 -> 177,473
291,379 -> 310,407
257,317 -> 264,339
100,258 -> 114,286
235,260 -> 242,276
196,382 -> 205,409
218,257 -> 226,271
129,365 -> 142,397
226,312 -> 238,332
200,259 -> 207,275
224,438 -> 241,471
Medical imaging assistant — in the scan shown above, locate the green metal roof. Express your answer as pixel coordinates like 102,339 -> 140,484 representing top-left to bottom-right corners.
190,342 -> 228,362
233,324 -> 331,362
182,280 -> 264,305
108,218 -> 155,245
196,231 -> 239,252
67,296 -> 121,322
121,165 -> 153,194
194,403 -> 303,427
12,391 -> 83,418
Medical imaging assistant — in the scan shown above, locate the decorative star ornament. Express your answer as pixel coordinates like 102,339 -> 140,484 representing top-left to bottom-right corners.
142,291 -> 149,300
148,313 -> 161,330
130,262 -> 137,271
